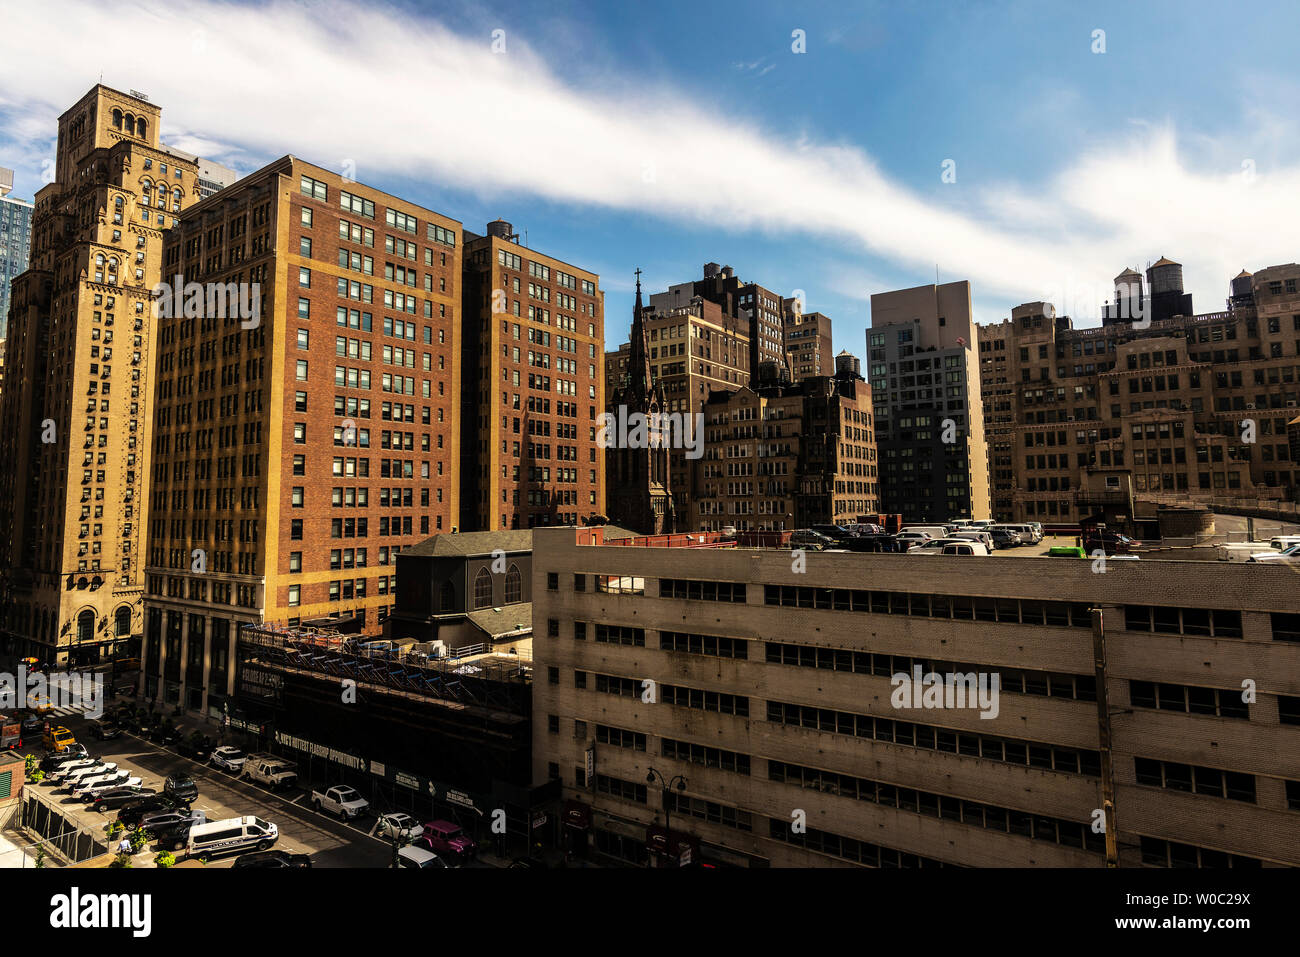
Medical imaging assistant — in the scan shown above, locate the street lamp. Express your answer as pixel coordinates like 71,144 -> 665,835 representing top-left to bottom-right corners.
645,768 -> 687,867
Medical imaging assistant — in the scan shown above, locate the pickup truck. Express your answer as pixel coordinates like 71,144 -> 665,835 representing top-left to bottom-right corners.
242,754 -> 298,790
311,785 -> 369,820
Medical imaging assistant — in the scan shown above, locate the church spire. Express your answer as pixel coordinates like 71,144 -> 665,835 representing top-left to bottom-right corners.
629,267 -> 651,398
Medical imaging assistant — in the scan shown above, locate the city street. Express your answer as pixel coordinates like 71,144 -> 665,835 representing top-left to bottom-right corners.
20,706 -> 496,868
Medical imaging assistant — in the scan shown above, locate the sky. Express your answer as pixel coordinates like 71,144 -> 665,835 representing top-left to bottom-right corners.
2,0 -> 1298,355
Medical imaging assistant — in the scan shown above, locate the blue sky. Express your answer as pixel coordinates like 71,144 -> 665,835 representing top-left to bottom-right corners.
2,0 -> 1298,353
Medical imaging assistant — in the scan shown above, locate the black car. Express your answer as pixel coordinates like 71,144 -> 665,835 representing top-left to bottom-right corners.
808,524 -> 857,543
40,744 -> 89,772
149,817 -> 202,853
164,774 -> 199,804
175,735 -> 214,762
118,794 -> 184,829
20,713 -> 44,734
231,850 -> 312,869
89,720 -> 122,740
90,785 -> 155,813
149,723 -> 182,746
844,534 -> 902,553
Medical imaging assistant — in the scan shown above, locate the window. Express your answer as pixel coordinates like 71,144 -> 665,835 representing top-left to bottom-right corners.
505,564 -> 522,604
288,585 -> 301,607
473,567 -> 493,609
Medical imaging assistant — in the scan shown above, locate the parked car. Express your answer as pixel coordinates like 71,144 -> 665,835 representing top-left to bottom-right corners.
393,845 -> 450,869
1082,528 -> 1142,554
149,723 -> 182,746
47,755 -> 100,782
209,746 -> 247,772
808,524 -> 857,543
843,534 -> 901,552
415,820 -> 477,862
242,754 -> 298,790
90,785 -> 155,813
899,525 -> 949,541
986,527 -> 1021,549
893,531 -> 933,548
176,734 -> 214,762
140,807 -> 206,837
311,785 -> 369,820
163,773 -> 199,804
147,811 -> 208,852
910,540 -> 990,556
76,773 -> 143,802
42,725 -> 77,752
907,537 -> 975,553
788,529 -> 836,551
1248,543 -> 1300,563
950,530 -> 995,550
59,762 -> 118,789
21,713 -> 45,735
118,795 -> 187,829
88,720 -> 122,740
377,812 -> 423,843
231,849 -> 312,868
186,816 -> 278,861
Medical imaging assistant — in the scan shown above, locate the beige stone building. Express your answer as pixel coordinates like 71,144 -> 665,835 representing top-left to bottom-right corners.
0,86 -> 207,666
531,526 -> 1300,867
978,264 -> 1300,524
781,296 -> 833,383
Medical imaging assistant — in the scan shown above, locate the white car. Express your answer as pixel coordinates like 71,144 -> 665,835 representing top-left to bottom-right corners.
907,538 -> 977,553
894,531 -> 931,547
376,812 -> 422,843
1248,544 -> 1300,563
61,762 -> 117,789
50,758 -> 100,783
77,774 -> 143,802
209,746 -> 247,772
910,540 -> 989,556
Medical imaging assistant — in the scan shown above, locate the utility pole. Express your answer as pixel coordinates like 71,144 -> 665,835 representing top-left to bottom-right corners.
1091,608 -> 1118,866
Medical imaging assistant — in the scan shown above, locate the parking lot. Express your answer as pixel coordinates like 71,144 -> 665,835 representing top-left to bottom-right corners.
21,707 -> 475,868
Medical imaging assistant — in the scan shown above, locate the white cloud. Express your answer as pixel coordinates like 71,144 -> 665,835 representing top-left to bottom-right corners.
2,0 -> 1296,321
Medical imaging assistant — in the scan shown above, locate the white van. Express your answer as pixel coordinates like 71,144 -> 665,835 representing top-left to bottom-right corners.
1269,536 -> 1300,552
187,815 -> 278,860
1217,542 -> 1275,562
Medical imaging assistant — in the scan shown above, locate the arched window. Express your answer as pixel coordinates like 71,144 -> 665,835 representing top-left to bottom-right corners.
76,610 -> 95,643
472,567 -> 493,610
504,564 -> 522,604
136,117 -> 146,138
115,607 -> 131,636
439,581 -> 456,613
123,113 -> 135,135
111,109 -> 123,129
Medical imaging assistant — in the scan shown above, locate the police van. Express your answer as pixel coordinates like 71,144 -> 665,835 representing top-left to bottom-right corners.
186,815 -> 278,860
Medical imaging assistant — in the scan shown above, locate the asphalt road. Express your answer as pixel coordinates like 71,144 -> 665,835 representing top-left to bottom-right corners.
22,710 -> 417,868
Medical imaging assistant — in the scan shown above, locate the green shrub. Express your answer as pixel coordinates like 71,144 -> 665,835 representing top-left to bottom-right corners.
154,850 -> 176,868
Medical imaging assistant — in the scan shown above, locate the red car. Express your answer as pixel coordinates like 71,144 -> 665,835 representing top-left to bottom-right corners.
415,820 -> 477,862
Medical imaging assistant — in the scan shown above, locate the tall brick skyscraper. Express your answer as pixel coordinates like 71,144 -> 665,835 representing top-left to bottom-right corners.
0,86 -> 204,667
460,219 -> 605,531
141,157 -> 461,713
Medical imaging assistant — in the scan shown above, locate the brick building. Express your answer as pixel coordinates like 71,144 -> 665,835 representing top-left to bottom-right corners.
460,219 -> 605,531
141,156 -> 461,712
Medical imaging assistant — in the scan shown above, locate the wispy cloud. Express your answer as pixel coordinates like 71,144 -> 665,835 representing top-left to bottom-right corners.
2,0 -> 1296,322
